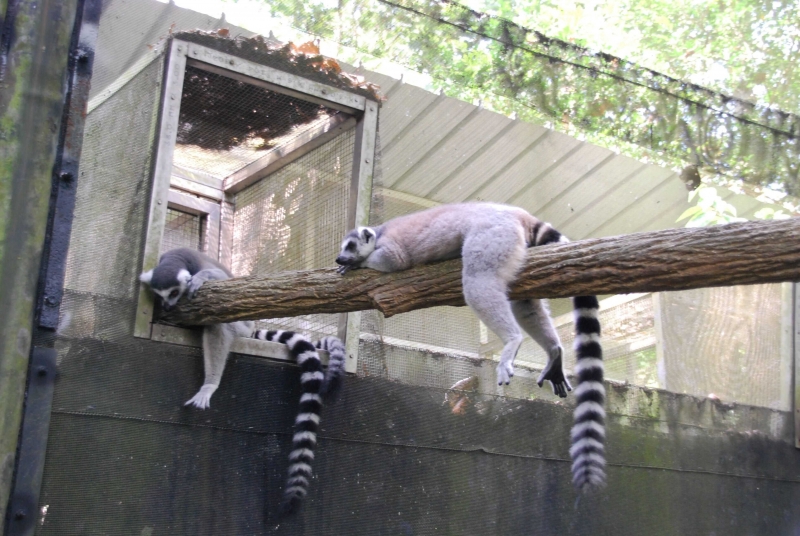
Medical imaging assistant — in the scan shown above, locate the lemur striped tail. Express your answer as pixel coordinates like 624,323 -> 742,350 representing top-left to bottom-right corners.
530,222 -> 606,491
316,336 -> 346,401
570,296 -> 605,491
253,329 -> 327,516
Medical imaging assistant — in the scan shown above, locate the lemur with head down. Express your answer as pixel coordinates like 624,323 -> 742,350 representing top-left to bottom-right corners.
140,248 -> 346,514
335,203 -> 605,491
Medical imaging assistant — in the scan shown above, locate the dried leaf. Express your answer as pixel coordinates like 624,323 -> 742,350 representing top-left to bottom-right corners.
449,376 -> 479,392
451,397 -> 469,415
296,41 -> 321,55
217,28 -> 230,38
319,58 -> 342,73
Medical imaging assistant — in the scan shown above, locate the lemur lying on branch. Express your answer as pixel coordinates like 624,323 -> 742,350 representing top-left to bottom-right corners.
335,203 -> 606,491
140,248 -> 346,514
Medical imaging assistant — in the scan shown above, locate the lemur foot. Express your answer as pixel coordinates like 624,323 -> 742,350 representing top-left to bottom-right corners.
496,360 -> 514,385
185,384 -> 218,409
536,348 -> 572,398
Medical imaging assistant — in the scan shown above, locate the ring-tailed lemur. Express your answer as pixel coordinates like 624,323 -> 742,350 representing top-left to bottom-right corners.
253,329 -> 346,514
335,202 -> 605,491
140,248 -> 255,409
140,248 -> 348,512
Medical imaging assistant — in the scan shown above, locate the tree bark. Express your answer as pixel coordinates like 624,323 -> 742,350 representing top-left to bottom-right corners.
160,218 -> 800,326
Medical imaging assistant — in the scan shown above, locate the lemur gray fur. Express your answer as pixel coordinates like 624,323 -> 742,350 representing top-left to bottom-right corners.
335,202 -> 605,491
140,248 -> 347,512
140,248 -> 254,409
252,329 -> 346,514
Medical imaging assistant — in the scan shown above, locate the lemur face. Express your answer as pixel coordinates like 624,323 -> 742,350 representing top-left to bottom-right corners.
139,268 -> 191,311
335,227 -> 376,274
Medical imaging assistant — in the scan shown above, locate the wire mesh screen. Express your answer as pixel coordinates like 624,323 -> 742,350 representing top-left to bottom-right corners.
173,64 -> 340,179
56,57 -> 165,345
161,206 -> 205,254
657,283 -> 789,409
230,128 -> 355,339
37,337 -> 800,536
505,294 -> 657,386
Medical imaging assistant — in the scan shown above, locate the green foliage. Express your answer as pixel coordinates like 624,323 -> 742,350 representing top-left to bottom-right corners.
752,206 -> 791,220
634,347 -> 659,389
463,0 -> 800,116
677,183 -> 794,228
257,0 -> 800,196
676,185 -> 747,227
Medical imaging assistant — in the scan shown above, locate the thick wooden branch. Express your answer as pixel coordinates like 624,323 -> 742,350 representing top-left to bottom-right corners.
161,218 -> 800,326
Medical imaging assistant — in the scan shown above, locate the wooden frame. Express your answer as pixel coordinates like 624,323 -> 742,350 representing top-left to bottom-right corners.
134,39 -> 379,368
134,39 -> 188,339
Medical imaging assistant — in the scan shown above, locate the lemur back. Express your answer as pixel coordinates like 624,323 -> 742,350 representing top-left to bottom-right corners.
336,202 -> 605,491
253,329 -> 346,515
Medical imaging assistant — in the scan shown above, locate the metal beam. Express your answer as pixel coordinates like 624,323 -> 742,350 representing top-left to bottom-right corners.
5,348 -> 57,536
37,0 -> 102,329
0,0 -> 81,526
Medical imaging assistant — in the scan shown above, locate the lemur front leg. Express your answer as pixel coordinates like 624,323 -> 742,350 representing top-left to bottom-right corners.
185,320 -> 254,409
186,267 -> 230,299
341,246 -> 407,274
512,299 -> 572,398
184,267 -> 253,409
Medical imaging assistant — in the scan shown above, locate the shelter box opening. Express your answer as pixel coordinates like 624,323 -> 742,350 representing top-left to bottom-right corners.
134,36 -> 380,360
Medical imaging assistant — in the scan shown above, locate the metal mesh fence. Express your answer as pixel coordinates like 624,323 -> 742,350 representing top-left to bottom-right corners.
173,64 -> 340,180
363,148 -> 789,411
161,206 -> 205,254
508,294 -> 657,387
36,337 -> 800,536
59,56 -> 164,332
231,128 -> 355,339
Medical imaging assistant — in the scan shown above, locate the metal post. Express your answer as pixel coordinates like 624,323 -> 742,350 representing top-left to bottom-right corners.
0,0 -> 82,526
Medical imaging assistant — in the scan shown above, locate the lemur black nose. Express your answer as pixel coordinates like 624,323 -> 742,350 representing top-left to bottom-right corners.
162,303 -> 173,311
335,256 -> 347,265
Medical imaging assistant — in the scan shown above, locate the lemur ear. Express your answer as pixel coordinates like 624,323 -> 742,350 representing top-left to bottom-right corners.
177,269 -> 192,285
139,270 -> 153,284
359,227 -> 376,244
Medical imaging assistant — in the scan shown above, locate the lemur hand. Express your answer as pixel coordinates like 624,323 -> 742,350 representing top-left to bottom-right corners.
185,384 -> 218,409
336,264 -> 353,275
536,346 -> 572,398
187,277 -> 206,299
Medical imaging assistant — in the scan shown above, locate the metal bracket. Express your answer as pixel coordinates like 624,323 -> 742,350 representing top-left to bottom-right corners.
36,0 -> 102,329
6,348 -> 57,536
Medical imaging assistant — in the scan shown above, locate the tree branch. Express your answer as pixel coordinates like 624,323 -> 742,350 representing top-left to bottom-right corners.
160,218 -> 800,326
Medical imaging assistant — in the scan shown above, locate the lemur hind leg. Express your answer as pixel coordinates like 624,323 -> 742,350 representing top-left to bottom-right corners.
512,299 -> 572,398
462,220 -> 527,386
186,320 -> 254,409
